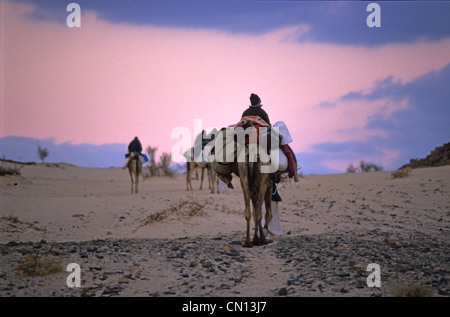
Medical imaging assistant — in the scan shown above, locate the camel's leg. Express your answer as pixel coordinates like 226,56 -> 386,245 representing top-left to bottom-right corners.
208,166 -> 216,194
239,163 -> 252,248
209,169 -> 213,193
243,194 -> 252,248
186,163 -> 190,191
128,160 -> 134,194
130,173 -> 134,194
186,162 -> 194,191
264,182 -> 273,229
251,189 -> 260,245
135,172 -> 139,194
214,172 -> 219,194
255,178 -> 270,245
200,167 -> 205,190
215,173 -> 219,194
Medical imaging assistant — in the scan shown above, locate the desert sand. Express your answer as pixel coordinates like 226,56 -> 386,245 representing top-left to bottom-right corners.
0,162 -> 449,297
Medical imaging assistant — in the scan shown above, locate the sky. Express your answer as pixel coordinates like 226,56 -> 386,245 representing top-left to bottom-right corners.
1,0 -> 449,173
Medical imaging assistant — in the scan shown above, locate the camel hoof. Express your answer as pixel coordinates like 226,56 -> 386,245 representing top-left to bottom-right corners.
242,239 -> 252,248
252,236 -> 262,246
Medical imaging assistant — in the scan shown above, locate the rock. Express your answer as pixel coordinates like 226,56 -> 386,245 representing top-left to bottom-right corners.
102,286 -> 121,296
163,291 -> 176,295
438,288 -> 449,296
201,261 -> 213,269
117,277 -> 130,284
337,287 -> 349,293
400,142 -> 450,169
278,288 -> 288,296
287,279 -> 298,286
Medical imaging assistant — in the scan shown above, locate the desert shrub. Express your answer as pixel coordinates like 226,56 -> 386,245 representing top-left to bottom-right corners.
391,167 -> 411,179
143,199 -> 206,224
158,152 -> 174,176
346,164 -> 358,174
146,146 -> 159,176
37,146 -> 49,163
0,164 -> 21,176
390,282 -> 433,297
14,253 -> 63,277
1,215 -> 20,223
360,160 -> 383,172
346,160 -> 383,173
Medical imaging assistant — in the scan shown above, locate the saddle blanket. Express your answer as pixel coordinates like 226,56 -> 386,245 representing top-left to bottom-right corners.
125,152 -> 149,164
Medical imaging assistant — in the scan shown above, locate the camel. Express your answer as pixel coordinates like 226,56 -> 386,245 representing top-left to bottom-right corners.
186,159 -> 219,194
127,156 -> 142,194
185,135 -> 220,194
211,126 -> 275,247
237,146 -> 274,247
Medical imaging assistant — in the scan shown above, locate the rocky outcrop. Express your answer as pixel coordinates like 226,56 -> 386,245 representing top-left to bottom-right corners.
401,143 -> 450,169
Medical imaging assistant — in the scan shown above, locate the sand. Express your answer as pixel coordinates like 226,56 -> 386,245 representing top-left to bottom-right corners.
0,162 -> 449,297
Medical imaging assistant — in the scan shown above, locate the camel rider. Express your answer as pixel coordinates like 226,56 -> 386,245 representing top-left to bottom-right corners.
128,136 -> 143,155
242,93 -> 295,178
125,136 -> 149,165
243,93 -> 271,125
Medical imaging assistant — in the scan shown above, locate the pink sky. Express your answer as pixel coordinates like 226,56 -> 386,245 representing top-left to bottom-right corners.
2,1 -> 450,166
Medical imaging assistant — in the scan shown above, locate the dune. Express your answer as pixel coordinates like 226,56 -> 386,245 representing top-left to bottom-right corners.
0,163 -> 448,297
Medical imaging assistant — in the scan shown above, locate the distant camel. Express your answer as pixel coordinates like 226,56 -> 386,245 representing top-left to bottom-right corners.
127,156 -> 142,194
186,158 -> 219,194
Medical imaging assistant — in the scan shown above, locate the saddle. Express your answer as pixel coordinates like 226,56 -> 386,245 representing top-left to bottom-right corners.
125,152 -> 149,164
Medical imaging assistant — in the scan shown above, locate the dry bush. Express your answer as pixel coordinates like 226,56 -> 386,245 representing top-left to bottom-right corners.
220,205 -> 241,216
158,152 -> 174,177
391,167 -> 411,179
143,199 -> 206,224
14,253 -> 63,277
1,215 -> 46,232
1,215 -> 20,223
390,282 -> 433,297
0,164 -> 21,176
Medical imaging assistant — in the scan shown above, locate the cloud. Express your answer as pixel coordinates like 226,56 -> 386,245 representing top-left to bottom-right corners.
0,136 -> 127,167
300,64 -> 450,173
2,0 -> 450,173
12,0 -> 450,45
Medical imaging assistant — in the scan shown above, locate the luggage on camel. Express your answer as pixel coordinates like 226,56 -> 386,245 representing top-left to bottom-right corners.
211,118 -> 299,186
